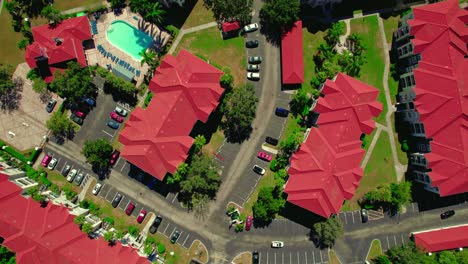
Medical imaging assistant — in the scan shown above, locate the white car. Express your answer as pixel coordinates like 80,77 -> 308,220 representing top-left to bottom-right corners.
66,169 -> 78,182
92,183 -> 102,195
244,23 -> 259,33
114,106 -> 128,117
47,158 -> 58,170
247,72 -> 260,80
271,241 -> 284,248
253,165 -> 266,175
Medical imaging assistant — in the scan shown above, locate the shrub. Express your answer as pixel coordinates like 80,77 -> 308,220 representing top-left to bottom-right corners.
49,184 -> 60,195
145,236 -> 156,245
157,243 -> 166,254
128,226 -> 139,237
165,25 -> 179,38
40,174 -> 51,187
63,186 -> 77,200
143,92 -> 153,108
235,224 -> 244,232
103,217 -> 114,225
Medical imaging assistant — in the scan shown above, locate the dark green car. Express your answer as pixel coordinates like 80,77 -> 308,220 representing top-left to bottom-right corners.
70,113 -> 83,125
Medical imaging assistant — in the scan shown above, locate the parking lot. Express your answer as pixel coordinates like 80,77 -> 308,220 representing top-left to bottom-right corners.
255,248 -> 328,264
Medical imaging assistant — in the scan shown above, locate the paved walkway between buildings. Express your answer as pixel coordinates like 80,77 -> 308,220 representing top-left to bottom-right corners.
168,21 -> 218,55
60,1 -> 109,15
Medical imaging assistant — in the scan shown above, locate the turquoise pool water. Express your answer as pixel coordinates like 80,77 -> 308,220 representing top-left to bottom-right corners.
106,20 -> 153,60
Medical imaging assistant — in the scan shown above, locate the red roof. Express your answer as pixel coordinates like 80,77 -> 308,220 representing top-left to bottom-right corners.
0,173 -> 148,264
221,21 -> 240,32
408,0 -> 468,196
285,73 -> 382,218
281,20 -> 304,84
414,224 -> 468,252
119,49 -> 223,180
25,16 -> 91,83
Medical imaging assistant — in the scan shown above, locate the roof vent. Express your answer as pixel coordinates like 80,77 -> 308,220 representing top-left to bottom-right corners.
54,38 -> 63,46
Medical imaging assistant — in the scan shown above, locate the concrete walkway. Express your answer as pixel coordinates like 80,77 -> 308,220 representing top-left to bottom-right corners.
168,22 -> 218,55
60,1 -> 109,15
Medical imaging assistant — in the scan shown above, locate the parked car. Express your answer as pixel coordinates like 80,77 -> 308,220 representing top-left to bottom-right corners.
61,164 -> 71,176
275,107 -> 289,117
248,56 -> 262,64
247,64 -> 260,72
247,72 -> 260,80
243,23 -> 259,33
92,183 -> 102,195
440,210 -> 455,219
245,215 -> 253,231
74,110 -> 86,119
125,203 -> 135,215
252,251 -> 259,264
253,165 -> 266,175
41,154 -> 52,167
257,151 -> 273,162
271,241 -> 284,248
46,99 -> 57,113
137,209 -> 147,223
107,120 -> 120,129
66,169 -> 77,182
170,230 -> 181,244
70,113 -> 83,125
265,136 -> 279,146
361,209 -> 369,223
114,106 -> 128,117
47,158 -> 58,170
110,150 -> 120,165
110,111 -> 124,123
149,215 -> 163,234
74,172 -> 84,185
112,193 -> 123,208
82,98 -> 96,106
246,40 -> 259,48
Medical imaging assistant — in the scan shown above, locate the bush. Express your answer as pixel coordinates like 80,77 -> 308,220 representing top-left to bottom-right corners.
103,217 -> 114,225
39,174 -> 52,187
145,236 -> 156,245
128,226 -> 139,237
49,184 -> 60,195
165,25 -> 179,38
143,92 -> 153,108
63,186 -> 77,200
235,224 -> 244,233
157,243 -> 166,254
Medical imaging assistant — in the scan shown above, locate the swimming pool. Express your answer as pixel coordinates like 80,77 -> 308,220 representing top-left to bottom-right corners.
106,20 -> 153,60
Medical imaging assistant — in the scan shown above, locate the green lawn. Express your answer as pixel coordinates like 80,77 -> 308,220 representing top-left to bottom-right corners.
302,26 -> 327,93
46,169 -> 82,193
175,26 -> 246,85
0,10 -> 25,67
343,131 -> 397,210
182,0 -> 214,29
53,0 -> 104,11
241,170 -> 275,218
350,15 -> 386,125
367,239 -> 383,261
381,15 -> 400,44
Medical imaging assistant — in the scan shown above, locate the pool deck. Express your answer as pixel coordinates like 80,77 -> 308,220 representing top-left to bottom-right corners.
87,7 -> 171,87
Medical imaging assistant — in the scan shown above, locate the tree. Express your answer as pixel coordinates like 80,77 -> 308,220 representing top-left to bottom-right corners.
193,135 -> 206,154
167,162 -> 188,185
0,246 -> 15,264
81,223 -> 93,234
32,77 -> 47,93
220,67 -> 234,90
456,250 -> 468,263
259,0 -> 300,32
46,111 -> 76,139
128,225 -> 139,237
82,139 -> 113,170
386,243 -> 436,264
18,38 -> 29,50
110,0 -> 126,8
437,251 -> 458,264
104,231 -> 115,242
252,186 -> 285,225
203,0 -> 253,25
115,230 -> 124,239
40,5 -> 62,26
145,2 -> 166,25
290,85 -> 312,118
222,83 -> 258,142
364,185 -> 392,205
139,50 -> 159,70
390,181 -> 412,212
74,215 -> 86,226
313,216 -> 344,248
49,62 -> 96,106
0,64 -> 16,96
372,255 -> 391,264
325,22 -> 345,46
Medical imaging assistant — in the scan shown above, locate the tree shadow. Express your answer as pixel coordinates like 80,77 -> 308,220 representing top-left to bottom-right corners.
0,78 -> 23,113
162,0 -> 199,29
39,90 -> 53,103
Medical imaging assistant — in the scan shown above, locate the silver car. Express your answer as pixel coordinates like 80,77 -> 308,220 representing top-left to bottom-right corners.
247,64 -> 260,72
248,56 -> 262,64
47,158 -> 58,170
92,183 -> 102,195
74,172 -> 84,186
66,169 -> 77,182
243,23 -> 259,33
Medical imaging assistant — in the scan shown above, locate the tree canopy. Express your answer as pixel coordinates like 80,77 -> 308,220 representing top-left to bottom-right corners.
40,5 -> 62,26
0,64 -> 16,96
259,0 -> 300,32
82,139 -> 113,170
252,186 -> 285,225
0,246 -> 15,264
290,85 -> 312,118
49,62 -> 96,106
129,0 -> 166,24
222,83 -> 258,142
362,181 -> 412,212
180,154 -> 221,203
325,22 -> 345,46
46,111 -> 76,141
313,217 -> 344,248
203,0 -> 253,25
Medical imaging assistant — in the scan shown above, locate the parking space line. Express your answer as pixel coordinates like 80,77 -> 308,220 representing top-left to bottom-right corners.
305,252 -> 307,264
102,130 -> 113,137
170,227 -> 176,237
289,252 -> 292,264
312,251 -> 315,264
120,162 -> 127,172
266,252 -> 268,264
171,193 -> 178,204
401,234 -> 406,245
115,157 -> 122,167
162,223 -> 170,234
351,211 -> 355,224
182,234 -> 190,246
386,236 -> 390,249
343,213 -> 347,224
274,252 -> 276,264
297,252 -> 299,264
282,253 -> 284,264
320,251 -> 323,263
394,235 -> 397,246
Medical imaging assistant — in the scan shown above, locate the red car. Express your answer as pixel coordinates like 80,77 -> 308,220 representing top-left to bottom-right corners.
110,111 -> 124,123
245,216 -> 253,230
137,209 -> 147,223
110,150 -> 120,165
41,154 -> 52,167
257,151 -> 273,162
74,110 -> 86,118
125,203 -> 135,215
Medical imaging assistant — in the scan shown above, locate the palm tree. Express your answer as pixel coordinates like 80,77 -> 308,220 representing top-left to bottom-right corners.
144,2 -> 166,25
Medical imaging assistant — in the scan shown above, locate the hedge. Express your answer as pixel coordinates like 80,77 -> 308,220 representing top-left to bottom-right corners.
143,92 -> 153,108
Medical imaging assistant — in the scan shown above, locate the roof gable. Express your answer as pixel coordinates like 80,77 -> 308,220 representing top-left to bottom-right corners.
281,21 -> 304,84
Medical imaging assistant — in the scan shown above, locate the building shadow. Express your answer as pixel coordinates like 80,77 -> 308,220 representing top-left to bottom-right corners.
163,0 -> 199,29
279,202 -> 324,229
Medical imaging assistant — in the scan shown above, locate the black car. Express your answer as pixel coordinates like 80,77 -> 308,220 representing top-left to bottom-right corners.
46,99 -> 57,113
252,251 -> 259,264
61,164 -> 71,176
149,215 -> 163,234
265,136 -> 279,146
112,193 -> 123,208
70,113 -> 83,125
246,40 -> 259,48
275,107 -> 289,117
170,230 -> 180,244
360,209 -> 369,223
440,210 -> 455,219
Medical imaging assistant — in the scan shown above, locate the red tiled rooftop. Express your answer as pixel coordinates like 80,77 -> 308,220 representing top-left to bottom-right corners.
0,173 -> 148,264
281,21 -> 304,84
119,49 -> 224,180
221,21 -> 240,32
414,224 -> 468,252
285,73 -> 382,218
409,0 -> 468,196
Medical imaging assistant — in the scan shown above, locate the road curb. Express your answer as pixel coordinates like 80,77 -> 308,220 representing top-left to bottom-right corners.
231,251 -> 252,264
189,239 -> 210,264
365,239 -> 382,262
